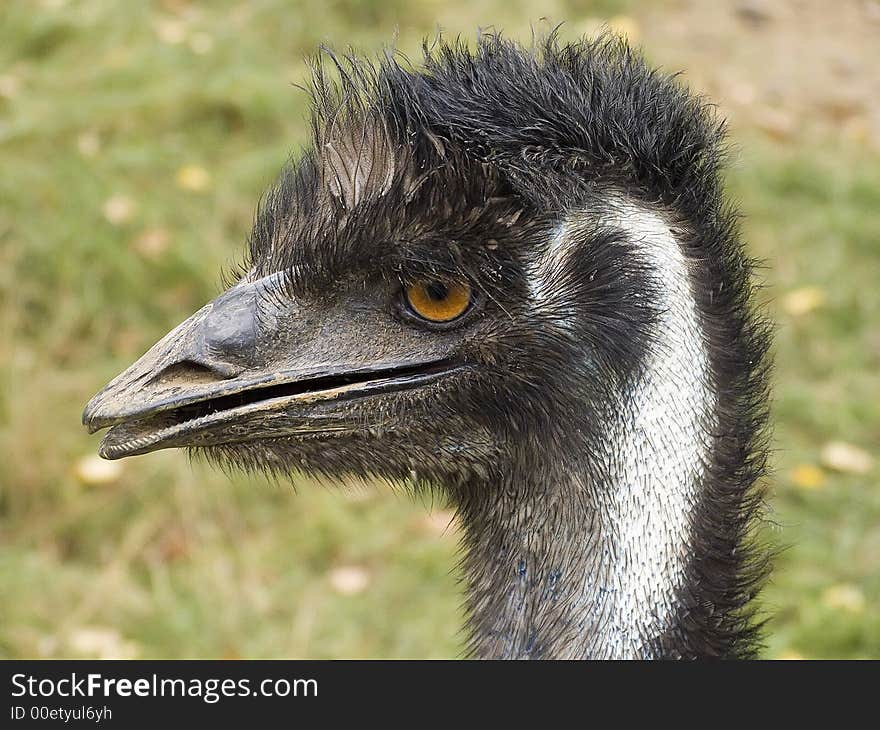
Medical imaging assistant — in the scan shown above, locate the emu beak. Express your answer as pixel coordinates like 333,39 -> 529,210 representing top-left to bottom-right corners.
82,274 -> 458,459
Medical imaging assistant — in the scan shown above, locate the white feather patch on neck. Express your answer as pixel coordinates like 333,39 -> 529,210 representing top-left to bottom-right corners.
599,202 -> 713,657
531,201 -> 715,658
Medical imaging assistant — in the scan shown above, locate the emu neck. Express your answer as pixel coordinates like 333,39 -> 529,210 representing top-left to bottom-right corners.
460,205 -> 715,659
458,454 -> 699,659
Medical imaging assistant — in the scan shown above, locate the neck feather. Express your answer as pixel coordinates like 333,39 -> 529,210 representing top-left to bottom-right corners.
459,203 -> 717,659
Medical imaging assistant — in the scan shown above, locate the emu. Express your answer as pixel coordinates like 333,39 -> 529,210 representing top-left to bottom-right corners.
83,34 -> 771,659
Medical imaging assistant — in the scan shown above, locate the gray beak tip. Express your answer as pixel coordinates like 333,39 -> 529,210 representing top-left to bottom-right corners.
81,398 -> 99,432
82,390 -> 112,434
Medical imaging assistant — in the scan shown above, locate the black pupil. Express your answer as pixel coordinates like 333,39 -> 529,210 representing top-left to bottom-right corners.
425,282 -> 449,301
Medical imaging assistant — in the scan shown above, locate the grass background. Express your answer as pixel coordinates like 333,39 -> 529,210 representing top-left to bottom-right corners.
1,0 -> 878,658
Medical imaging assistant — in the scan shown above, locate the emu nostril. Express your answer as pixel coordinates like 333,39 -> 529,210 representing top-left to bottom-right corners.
147,359 -> 239,387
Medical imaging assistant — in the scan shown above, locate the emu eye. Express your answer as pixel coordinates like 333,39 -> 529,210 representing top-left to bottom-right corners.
405,280 -> 472,323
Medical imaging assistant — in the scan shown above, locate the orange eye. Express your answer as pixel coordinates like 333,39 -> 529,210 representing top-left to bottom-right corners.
405,281 -> 472,323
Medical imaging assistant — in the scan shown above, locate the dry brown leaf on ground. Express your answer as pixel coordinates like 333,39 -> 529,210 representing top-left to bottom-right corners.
77,130 -> 101,157
102,194 -> 136,225
789,463 -> 826,490
176,164 -> 212,192
74,454 -> 123,487
822,583 -> 867,614
776,649 -> 806,660
131,228 -> 172,260
782,286 -> 826,316
820,441 -> 874,475
66,626 -> 141,659
328,565 -> 371,596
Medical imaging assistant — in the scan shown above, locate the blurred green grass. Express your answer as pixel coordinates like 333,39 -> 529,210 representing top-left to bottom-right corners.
1,0 -> 878,658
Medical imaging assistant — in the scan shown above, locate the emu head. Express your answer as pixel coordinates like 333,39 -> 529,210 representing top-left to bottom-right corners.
84,38 -> 670,490
84,36 -> 769,659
